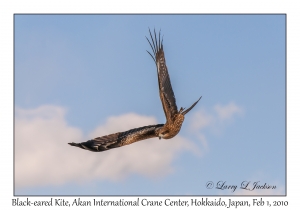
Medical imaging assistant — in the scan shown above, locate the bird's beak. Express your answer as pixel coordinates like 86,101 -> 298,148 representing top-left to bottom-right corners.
159,136 -> 161,140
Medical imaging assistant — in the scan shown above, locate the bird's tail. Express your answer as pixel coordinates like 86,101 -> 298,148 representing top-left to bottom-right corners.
181,96 -> 202,115
68,142 -> 99,152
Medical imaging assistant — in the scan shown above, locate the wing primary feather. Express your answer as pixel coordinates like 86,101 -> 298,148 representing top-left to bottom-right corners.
146,36 -> 155,56
158,29 -> 161,49
154,28 -> 158,53
149,29 -> 157,54
146,50 -> 155,62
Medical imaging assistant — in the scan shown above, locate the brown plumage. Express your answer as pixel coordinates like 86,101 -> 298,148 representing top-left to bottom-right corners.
68,29 -> 201,152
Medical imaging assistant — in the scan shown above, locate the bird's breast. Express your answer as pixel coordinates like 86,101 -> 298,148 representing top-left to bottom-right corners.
162,114 -> 185,139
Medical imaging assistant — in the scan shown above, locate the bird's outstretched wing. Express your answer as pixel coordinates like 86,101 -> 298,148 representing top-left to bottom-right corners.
146,29 -> 178,123
68,124 -> 164,152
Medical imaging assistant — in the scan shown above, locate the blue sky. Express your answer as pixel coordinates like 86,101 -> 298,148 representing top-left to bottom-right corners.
14,14 -> 285,195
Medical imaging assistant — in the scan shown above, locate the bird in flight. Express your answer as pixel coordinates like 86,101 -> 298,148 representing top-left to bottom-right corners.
68,29 -> 201,152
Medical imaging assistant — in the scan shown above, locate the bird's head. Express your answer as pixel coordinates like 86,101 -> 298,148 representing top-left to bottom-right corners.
158,129 -> 170,140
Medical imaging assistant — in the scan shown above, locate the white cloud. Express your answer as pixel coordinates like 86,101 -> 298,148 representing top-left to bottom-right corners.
15,105 -> 199,188
190,109 -> 214,131
214,102 -> 243,122
189,102 -> 243,149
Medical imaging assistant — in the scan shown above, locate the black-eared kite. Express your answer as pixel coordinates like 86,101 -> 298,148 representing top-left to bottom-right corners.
68,29 -> 201,152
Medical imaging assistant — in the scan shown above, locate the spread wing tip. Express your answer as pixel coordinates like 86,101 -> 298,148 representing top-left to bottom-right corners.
146,28 -> 163,59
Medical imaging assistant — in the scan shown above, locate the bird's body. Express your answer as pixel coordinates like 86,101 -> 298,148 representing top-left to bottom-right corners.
68,29 -> 201,152
160,113 -> 185,139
